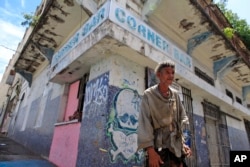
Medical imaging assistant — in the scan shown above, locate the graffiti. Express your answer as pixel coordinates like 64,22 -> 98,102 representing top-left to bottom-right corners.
115,89 -> 140,130
122,79 -> 135,88
107,88 -> 143,163
85,73 -> 109,106
108,124 -> 138,161
83,73 -> 109,118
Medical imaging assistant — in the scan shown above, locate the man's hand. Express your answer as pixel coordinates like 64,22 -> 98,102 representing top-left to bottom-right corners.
147,147 -> 164,167
183,144 -> 192,157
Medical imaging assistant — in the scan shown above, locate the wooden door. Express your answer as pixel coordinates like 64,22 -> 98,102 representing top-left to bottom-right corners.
205,118 -> 221,167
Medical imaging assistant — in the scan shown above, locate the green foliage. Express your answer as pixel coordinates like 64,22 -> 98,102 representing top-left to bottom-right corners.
21,13 -> 40,27
223,27 -> 234,39
217,3 -> 250,50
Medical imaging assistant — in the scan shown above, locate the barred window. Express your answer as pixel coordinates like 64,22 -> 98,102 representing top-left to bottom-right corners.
225,89 -> 233,101
194,67 -> 214,86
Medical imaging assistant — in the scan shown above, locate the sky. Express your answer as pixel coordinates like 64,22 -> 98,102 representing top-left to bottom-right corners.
0,0 -> 41,81
0,0 -> 250,82
216,0 -> 250,24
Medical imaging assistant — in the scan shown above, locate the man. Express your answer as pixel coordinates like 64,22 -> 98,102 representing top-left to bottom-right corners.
137,60 -> 191,167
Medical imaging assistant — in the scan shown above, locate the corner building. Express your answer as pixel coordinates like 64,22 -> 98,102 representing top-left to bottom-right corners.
1,0 -> 250,167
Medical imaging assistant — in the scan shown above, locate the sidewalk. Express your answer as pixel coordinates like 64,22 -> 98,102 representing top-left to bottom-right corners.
0,134 -> 56,167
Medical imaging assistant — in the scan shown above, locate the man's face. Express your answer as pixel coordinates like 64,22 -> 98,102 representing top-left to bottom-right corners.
157,67 -> 175,85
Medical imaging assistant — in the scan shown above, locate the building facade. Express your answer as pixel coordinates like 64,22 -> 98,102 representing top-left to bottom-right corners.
1,0 -> 250,167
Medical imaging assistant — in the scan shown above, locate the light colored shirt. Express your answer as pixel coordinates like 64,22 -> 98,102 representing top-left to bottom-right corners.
137,84 -> 189,157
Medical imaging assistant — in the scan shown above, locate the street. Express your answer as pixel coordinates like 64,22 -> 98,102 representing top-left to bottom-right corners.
0,134 -> 56,167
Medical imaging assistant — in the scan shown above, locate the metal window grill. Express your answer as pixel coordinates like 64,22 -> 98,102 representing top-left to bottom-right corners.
194,67 -> 215,86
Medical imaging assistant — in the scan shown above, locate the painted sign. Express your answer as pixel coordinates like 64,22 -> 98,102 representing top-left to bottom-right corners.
51,0 -> 193,72
109,1 -> 193,70
51,1 -> 110,66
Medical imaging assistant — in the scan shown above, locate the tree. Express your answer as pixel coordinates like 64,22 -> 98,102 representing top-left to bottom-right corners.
216,2 -> 250,50
21,13 -> 40,27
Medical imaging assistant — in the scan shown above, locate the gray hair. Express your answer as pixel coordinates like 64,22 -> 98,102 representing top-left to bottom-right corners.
154,60 -> 175,74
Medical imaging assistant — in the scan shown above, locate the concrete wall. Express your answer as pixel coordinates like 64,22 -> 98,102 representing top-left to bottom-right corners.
191,83 -> 250,166
226,117 -> 250,150
8,66 -> 63,157
49,122 -> 81,167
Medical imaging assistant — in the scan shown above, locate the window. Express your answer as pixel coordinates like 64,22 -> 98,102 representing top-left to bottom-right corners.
225,89 -> 233,101
194,67 -> 214,86
247,104 -> 250,109
235,96 -> 242,104
64,73 -> 89,122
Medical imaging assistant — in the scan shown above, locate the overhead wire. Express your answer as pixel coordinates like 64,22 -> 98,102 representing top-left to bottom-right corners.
0,45 -> 18,53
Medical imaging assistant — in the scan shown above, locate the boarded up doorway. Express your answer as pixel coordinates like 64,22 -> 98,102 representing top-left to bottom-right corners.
202,101 -> 230,167
205,118 -> 220,166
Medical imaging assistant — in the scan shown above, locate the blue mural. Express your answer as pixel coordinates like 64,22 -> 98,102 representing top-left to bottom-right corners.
193,114 -> 210,167
107,87 -> 143,164
83,72 -> 109,119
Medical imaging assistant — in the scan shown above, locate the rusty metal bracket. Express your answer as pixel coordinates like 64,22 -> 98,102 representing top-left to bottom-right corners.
31,40 -> 54,63
187,31 -> 212,55
213,55 -> 238,79
15,69 -> 33,87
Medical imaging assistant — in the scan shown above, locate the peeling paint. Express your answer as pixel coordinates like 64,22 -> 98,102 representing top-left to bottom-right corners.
48,14 -> 65,23
37,33 -> 57,47
44,29 -> 61,37
52,1 -> 70,16
210,54 -> 223,61
179,19 -> 195,31
58,67 -> 69,75
27,67 -> 36,73
63,0 -> 75,7
212,43 -> 222,49
32,62 -> 41,67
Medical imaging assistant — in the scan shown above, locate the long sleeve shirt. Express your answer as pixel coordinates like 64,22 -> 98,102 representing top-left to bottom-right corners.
137,84 -> 189,157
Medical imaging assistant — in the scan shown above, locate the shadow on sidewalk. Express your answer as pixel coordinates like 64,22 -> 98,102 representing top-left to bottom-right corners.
0,133 -> 56,167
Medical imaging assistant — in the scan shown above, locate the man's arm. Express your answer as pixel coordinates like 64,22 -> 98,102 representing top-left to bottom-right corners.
137,94 -> 154,150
